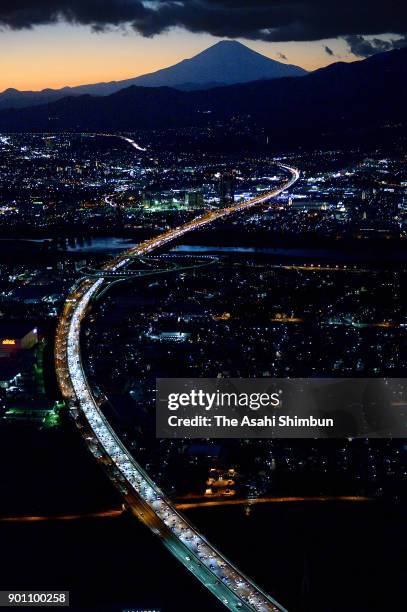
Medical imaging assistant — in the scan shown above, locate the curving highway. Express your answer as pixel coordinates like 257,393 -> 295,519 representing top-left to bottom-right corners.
55,137 -> 299,612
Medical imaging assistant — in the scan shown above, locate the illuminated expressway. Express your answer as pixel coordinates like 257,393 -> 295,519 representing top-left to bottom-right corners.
55,138 -> 299,612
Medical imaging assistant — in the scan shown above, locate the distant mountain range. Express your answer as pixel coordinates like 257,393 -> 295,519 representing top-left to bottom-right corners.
0,40 -> 306,111
0,46 -> 405,149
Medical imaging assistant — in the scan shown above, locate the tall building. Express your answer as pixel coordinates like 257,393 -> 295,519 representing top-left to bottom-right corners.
219,173 -> 235,205
185,190 -> 204,209
141,191 -> 153,208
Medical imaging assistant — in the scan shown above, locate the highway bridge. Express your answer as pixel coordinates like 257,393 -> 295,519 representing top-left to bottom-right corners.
84,254 -> 218,279
55,136 -> 299,611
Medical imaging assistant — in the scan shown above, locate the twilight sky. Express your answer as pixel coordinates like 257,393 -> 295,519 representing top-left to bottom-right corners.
0,1 -> 406,91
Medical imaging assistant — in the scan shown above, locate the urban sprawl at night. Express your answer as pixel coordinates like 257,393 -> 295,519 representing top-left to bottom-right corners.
0,6 -> 406,611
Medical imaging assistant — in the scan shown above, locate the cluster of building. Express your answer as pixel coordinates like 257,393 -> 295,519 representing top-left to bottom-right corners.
83,246 -> 405,499
0,132 -> 405,494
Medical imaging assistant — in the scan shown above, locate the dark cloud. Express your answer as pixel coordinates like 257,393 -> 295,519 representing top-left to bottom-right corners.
0,1 -> 406,44
277,52 -> 288,60
345,34 -> 407,57
0,1 -> 148,30
324,45 -> 334,56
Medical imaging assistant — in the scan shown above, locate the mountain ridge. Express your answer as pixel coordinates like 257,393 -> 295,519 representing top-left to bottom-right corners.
0,46 -> 405,150
0,40 -> 306,111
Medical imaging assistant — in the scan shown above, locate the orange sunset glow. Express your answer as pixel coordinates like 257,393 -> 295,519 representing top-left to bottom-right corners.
0,25 -> 354,92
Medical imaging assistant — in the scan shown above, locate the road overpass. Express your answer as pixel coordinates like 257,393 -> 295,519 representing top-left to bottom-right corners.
55,142 -> 299,612
84,254 -> 218,279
